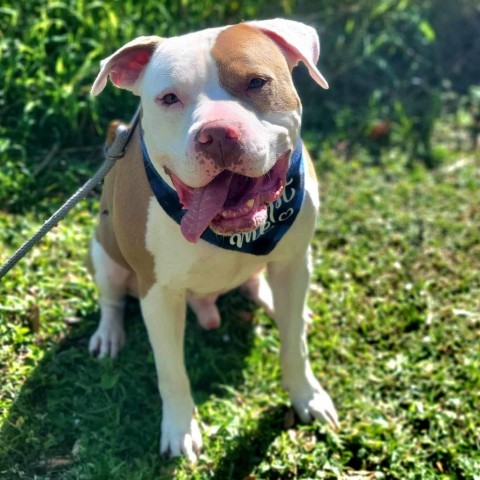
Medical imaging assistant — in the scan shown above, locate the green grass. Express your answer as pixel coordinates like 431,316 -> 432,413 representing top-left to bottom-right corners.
1,1 -> 479,478
0,145 -> 479,479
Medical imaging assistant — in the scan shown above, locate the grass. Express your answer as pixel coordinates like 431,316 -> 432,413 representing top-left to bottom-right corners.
1,2 -> 479,478
0,141 -> 479,479
0,0 -> 276,153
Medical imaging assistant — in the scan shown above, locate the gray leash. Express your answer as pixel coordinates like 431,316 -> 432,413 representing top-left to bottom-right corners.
0,107 -> 140,281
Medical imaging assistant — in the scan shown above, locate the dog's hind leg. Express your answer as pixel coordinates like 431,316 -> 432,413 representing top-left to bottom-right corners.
240,271 -> 275,318
88,237 -> 130,358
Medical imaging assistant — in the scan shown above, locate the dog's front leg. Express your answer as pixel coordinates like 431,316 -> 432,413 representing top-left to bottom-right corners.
268,250 -> 339,430
140,285 -> 202,462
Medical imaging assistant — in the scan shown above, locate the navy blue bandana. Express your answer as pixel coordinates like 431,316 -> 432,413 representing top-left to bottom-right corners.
141,133 -> 305,256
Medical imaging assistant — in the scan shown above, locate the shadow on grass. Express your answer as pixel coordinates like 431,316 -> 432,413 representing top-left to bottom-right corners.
0,293 -> 283,479
211,405 -> 287,480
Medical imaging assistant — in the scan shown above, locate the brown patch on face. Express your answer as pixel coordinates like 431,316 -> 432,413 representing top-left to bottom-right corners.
94,125 -> 156,297
211,24 -> 300,114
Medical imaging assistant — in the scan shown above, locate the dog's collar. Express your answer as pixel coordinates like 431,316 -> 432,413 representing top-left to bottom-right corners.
141,129 -> 305,256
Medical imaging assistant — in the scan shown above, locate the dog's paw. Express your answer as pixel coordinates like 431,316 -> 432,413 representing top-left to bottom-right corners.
160,412 -> 202,463
289,381 -> 339,431
89,323 -> 125,358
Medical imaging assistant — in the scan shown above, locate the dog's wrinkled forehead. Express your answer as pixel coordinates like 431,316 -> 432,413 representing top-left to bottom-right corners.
143,30 -> 220,97
143,24 -> 299,113
91,19 -> 328,99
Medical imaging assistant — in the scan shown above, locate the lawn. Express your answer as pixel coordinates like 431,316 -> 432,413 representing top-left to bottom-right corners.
0,142 -> 479,479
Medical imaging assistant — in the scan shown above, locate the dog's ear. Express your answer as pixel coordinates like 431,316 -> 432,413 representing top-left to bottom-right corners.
247,19 -> 328,89
91,36 -> 163,96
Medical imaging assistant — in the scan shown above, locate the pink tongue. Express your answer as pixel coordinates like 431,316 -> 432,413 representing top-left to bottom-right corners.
180,171 -> 233,243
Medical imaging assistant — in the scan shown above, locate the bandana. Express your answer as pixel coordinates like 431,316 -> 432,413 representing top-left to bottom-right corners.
141,132 -> 305,256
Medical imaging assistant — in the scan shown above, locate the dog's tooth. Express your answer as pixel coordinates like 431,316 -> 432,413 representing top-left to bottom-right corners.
221,209 -> 236,219
220,202 -> 255,221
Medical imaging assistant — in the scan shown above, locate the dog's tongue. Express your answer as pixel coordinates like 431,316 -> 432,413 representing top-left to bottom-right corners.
180,171 -> 233,243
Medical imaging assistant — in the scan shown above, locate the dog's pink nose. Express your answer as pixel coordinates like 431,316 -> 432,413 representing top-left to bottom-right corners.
195,124 -> 241,166
197,125 -> 240,144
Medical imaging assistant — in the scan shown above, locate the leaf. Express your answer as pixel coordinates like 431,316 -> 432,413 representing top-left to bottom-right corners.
55,56 -> 65,75
419,21 -> 436,42
100,372 -> 120,389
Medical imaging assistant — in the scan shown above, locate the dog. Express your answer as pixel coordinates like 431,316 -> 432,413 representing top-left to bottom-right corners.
88,18 -> 339,462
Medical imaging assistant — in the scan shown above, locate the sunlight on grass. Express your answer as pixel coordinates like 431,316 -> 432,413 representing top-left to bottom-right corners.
1,147 -> 479,479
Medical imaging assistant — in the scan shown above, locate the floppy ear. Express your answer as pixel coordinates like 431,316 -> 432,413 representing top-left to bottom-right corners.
91,36 -> 163,96
247,19 -> 328,89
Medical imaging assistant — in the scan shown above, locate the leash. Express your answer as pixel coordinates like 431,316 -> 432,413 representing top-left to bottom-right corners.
0,106 -> 141,281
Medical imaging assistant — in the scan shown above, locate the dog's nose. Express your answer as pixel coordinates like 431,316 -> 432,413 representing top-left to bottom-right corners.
195,124 -> 241,165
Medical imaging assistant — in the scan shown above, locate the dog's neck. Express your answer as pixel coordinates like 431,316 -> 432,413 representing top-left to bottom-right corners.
140,126 -> 305,255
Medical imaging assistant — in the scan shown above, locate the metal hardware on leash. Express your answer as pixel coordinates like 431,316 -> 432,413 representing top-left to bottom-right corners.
0,106 -> 141,281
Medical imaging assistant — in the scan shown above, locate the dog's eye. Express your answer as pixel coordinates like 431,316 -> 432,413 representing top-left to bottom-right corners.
247,77 -> 267,90
161,93 -> 180,106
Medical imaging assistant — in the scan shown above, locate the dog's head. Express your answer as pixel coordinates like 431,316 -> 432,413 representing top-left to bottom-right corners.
92,19 -> 328,242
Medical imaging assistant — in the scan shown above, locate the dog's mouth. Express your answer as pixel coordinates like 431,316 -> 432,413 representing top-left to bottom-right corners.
168,152 -> 290,243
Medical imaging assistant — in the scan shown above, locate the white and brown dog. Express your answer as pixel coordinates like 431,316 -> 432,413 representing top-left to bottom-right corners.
88,19 -> 338,461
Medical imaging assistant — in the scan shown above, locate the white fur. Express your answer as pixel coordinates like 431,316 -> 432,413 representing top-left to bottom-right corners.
139,29 -> 300,189
89,20 -> 338,461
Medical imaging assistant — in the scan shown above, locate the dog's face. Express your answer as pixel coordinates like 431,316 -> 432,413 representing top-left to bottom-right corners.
92,20 -> 328,242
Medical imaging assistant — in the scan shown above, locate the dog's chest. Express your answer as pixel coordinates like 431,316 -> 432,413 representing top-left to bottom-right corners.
145,197 -> 267,294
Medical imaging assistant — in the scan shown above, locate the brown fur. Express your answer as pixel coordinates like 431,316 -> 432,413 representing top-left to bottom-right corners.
211,24 -> 300,114
94,124 -> 156,297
